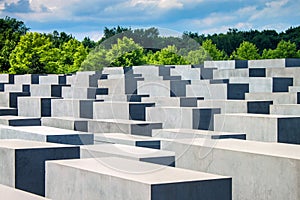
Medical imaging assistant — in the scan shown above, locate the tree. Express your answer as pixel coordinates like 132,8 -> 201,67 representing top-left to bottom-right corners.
80,46 -> 110,71
106,37 -> 146,67
0,16 -> 29,72
147,45 -> 188,65
202,39 -> 227,60
185,47 -> 210,64
9,32 -> 53,74
55,39 -> 88,74
231,41 -> 260,60
262,40 -> 299,59
82,37 -> 96,50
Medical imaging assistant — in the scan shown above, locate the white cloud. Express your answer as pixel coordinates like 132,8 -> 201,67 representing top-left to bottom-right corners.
249,0 -> 290,21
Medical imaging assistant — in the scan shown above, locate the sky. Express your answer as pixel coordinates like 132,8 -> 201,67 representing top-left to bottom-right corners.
0,0 -> 299,41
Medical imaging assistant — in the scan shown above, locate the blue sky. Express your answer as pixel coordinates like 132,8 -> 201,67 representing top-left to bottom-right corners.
0,0 -> 299,41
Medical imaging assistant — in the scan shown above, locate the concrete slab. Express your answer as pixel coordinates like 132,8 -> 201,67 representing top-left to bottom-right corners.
146,107 -> 220,130
93,101 -> 155,121
88,119 -> 162,136
94,133 -> 161,149
18,97 -> 61,117
152,129 -> 246,140
0,125 -> 93,145
0,116 -> 41,126
245,92 -> 299,104
80,143 -> 175,166
197,100 -> 272,114
46,157 -> 232,200
0,139 -> 80,196
161,138 -> 300,200
41,117 -> 90,132
214,113 -> 300,144
0,184 -> 50,200
270,104 -> 300,115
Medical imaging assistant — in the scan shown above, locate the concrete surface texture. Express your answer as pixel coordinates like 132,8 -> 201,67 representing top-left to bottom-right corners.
0,59 -> 300,199
46,157 -> 232,200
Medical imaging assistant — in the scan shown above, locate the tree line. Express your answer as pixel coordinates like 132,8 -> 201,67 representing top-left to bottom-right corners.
1,16 -> 300,74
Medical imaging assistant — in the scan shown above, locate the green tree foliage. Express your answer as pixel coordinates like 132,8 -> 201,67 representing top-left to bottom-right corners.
262,40 -> 300,59
107,37 -> 146,67
0,16 -> 29,72
231,41 -> 260,60
9,32 -> 53,74
9,32 -> 88,74
147,45 -> 188,65
202,39 -> 227,60
46,31 -> 73,48
185,47 -> 209,64
82,37 -> 96,50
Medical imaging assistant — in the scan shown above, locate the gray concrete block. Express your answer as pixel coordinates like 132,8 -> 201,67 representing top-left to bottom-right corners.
161,138 -> 300,200
46,157 -> 232,200
0,184 -> 49,200
80,144 -> 175,166
39,75 -> 66,85
142,96 -> 202,107
0,139 -> 80,196
137,80 -> 170,97
62,86 -> 105,99
51,99 -> 99,119
93,101 -> 155,121
94,133 -> 161,149
18,97 -> 61,117
266,67 -> 300,85
146,107 -> 220,130
0,125 -> 93,145
197,100 -> 272,114
248,58 -> 300,68
88,119 -> 162,136
213,68 -> 249,79
0,116 -> 41,126
170,65 -> 201,80
214,113 -> 300,144
245,92 -> 299,104
270,104 -> 300,115
30,84 -> 68,97
186,80 -> 227,99
204,60 -> 247,69
152,129 -> 246,140
66,71 -> 102,87
42,117 -> 90,132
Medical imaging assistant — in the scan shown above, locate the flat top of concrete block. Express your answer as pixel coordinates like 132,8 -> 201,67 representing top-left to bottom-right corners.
0,116 -> 40,120
94,133 -> 160,142
0,139 -> 76,149
81,144 -> 174,158
47,157 -> 229,184
0,184 -> 50,200
174,138 -> 300,160
43,117 -> 91,122
1,125 -> 92,136
93,119 -> 161,125
217,113 -> 300,119
18,96 -> 61,100
154,129 -> 244,136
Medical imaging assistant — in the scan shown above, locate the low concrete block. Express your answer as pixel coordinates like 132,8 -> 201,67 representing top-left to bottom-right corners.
152,129 -> 246,140
88,119 -> 162,136
146,107 -> 220,130
94,133 -> 161,149
197,100 -> 272,114
215,113 -> 300,144
41,117 -> 89,132
0,139 -> 80,196
18,97 -> 61,117
161,138 -> 300,200
0,184 -> 49,200
80,143 -> 175,166
0,116 -> 41,126
46,157 -> 232,200
93,101 -> 155,121
0,125 -> 93,145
